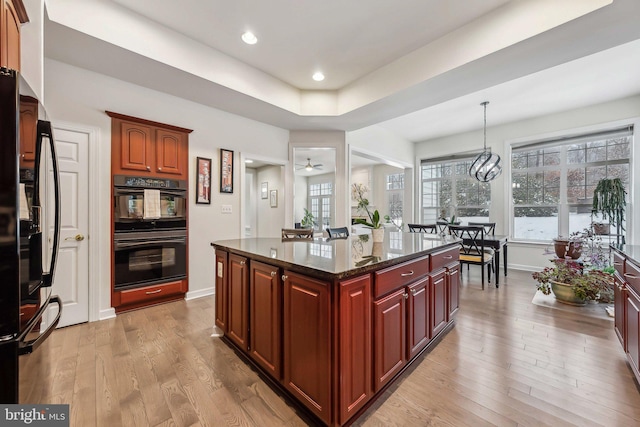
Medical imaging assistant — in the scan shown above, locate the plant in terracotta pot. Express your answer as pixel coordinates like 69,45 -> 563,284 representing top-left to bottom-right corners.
532,258 -> 613,306
552,230 -> 586,259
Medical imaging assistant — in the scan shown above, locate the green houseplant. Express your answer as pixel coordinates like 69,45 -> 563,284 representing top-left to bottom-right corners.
532,258 -> 613,306
592,178 -> 626,236
300,208 -> 316,229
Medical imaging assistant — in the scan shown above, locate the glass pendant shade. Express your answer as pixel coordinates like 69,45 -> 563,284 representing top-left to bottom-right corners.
469,101 -> 502,182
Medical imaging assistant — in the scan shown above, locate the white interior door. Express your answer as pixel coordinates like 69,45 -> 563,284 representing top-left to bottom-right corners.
47,126 -> 89,327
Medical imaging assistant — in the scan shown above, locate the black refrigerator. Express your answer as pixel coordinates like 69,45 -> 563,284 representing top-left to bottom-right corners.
0,67 -> 62,403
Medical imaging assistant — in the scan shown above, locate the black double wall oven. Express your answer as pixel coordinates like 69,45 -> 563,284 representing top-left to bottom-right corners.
113,176 -> 187,291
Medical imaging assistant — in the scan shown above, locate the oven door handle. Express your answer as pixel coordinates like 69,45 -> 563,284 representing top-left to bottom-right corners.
115,238 -> 186,249
115,188 -> 185,197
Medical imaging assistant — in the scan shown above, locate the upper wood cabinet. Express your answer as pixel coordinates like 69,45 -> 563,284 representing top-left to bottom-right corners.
107,111 -> 192,180
19,95 -> 37,168
1,0 -> 28,71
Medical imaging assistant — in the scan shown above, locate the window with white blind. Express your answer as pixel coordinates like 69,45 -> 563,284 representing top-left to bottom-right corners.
420,156 -> 490,224
511,127 -> 632,241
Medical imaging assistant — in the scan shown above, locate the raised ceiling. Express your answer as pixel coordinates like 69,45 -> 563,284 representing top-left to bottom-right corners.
44,0 -> 640,142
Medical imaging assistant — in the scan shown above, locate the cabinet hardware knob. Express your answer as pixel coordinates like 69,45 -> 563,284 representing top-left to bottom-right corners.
624,273 -> 638,279
21,154 -> 25,158
403,293 -> 409,299
146,166 -> 151,171
282,275 -> 288,281
271,271 -> 276,277
239,260 -> 246,266
146,289 -> 162,295
443,255 -> 453,259
158,167 -> 162,171
400,270 -> 414,277
410,289 -> 417,296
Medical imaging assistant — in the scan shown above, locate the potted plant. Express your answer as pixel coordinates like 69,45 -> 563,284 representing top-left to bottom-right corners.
351,183 -> 386,242
552,230 -> 585,259
300,208 -> 316,229
592,178 -> 626,237
532,258 -> 613,306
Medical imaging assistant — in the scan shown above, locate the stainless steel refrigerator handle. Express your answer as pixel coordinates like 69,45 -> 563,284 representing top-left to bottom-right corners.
18,296 -> 63,355
37,121 -> 60,288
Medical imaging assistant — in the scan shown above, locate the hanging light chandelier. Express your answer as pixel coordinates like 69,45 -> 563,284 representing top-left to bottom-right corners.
469,101 -> 502,182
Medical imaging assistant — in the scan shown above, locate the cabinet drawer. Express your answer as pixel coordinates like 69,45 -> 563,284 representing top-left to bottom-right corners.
120,280 -> 185,305
624,261 -> 640,295
431,246 -> 459,272
374,256 -> 429,299
613,251 -> 625,276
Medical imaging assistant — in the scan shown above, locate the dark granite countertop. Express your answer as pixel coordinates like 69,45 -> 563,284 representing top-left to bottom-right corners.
211,231 -> 460,280
612,245 -> 640,268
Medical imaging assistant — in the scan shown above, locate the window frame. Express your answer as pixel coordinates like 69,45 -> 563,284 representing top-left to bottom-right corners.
508,124 -> 633,243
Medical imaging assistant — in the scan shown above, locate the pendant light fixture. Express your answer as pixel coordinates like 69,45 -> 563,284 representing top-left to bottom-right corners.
469,101 -> 502,182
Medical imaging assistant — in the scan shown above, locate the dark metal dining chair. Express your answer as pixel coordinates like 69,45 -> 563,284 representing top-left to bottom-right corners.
448,225 -> 495,289
326,227 -> 349,239
468,222 -> 496,235
282,228 -> 314,240
408,224 -> 438,234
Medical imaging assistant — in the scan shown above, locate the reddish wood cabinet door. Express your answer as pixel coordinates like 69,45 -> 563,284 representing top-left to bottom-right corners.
625,288 -> 640,377
282,271 -> 331,425
119,120 -> 154,173
249,261 -> 282,379
407,277 -> 429,360
155,128 -> 184,176
214,250 -> 228,333
228,254 -> 249,350
430,269 -> 448,337
1,0 -> 23,71
373,288 -> 406,392
446,262 -> 460,319
614,272 -> 626,348
338,275 -> 372,424
19,97 -> 37,168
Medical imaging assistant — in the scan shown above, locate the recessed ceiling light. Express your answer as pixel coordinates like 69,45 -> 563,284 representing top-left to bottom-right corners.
312,72 -> 325,82
245,159 -> 254,164
241,31 -> 257,45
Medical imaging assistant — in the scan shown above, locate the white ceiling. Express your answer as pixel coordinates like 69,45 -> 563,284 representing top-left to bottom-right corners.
44,0 -> 640,143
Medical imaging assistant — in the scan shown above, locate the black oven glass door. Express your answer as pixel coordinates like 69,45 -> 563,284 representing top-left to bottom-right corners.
114,188 -> 187,231
114,233 -> 187,289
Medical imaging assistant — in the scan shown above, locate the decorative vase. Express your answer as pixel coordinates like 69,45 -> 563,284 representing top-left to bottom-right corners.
550,280 -> 586,306
372,228 -> 384,243
553,239 -> 582,259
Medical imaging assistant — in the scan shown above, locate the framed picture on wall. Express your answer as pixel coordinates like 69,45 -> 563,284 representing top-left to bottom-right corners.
220,149 -> 234,193
196,157 -> 211,204
270,190 -> 278,208
261,182 -> 268,199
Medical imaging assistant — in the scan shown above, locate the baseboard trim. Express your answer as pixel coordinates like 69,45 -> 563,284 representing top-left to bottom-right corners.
99,308 -> 116,321
185,287 -> 215,300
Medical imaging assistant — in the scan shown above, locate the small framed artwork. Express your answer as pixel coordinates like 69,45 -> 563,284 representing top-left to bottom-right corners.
270,190 -> 278,208
196,157 -> 211,204
220,149 -> 234,193
261,182 -> 268,199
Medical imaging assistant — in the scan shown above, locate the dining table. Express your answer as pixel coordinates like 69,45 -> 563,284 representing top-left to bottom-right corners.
462,234 -> 508,285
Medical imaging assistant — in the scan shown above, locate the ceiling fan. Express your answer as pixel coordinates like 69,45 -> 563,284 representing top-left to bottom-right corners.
295,158 -> 323,171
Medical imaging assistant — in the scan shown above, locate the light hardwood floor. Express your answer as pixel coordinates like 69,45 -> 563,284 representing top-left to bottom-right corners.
20,269 -> 640,426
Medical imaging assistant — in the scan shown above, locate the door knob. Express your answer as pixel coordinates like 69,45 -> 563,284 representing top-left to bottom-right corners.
65,234 -> 85,242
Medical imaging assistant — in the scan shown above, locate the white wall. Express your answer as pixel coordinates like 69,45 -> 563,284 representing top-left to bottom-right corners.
415,95 -> 640,271
256,165 -> 285,237
20,0 -> 45,99
294,175 -> 308,225
347,125 -> 414,166
44,59 -> 289,316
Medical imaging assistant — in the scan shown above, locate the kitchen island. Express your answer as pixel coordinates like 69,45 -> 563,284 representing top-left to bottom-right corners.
211,231 -> 461,426
612,245 -> 640,387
